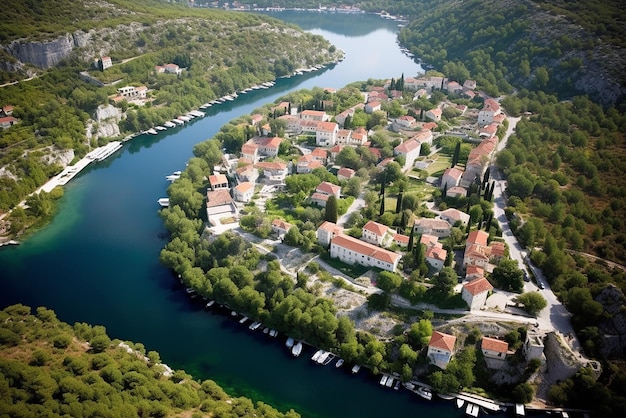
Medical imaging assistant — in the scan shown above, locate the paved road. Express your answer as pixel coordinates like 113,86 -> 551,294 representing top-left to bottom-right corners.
337,191 -> 365,227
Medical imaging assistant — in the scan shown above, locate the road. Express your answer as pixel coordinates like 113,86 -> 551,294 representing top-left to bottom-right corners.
489,116 -> 583,354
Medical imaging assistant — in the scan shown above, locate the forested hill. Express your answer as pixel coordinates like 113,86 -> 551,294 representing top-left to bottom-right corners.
0,304 -> 300,417
395,0 -> 626,106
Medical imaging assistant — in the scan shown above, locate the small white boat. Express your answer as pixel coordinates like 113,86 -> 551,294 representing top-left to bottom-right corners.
146,128 -> 157,135
322,353 -> 335,366
269,329 -> 278,337
166,174 -> 180,182
239,316 -> 248,324
317,351 -> 329,364
173,119 -> 184,125
291,341 -> 303,357
248,321 -> 262,331
379,375 -> 388,386
351,364 -> 361,374
172,171 -> 182,176
155,126 -> 167,131
230,311 -> 237,317
285,337 -> 294,348
178,115 -> 191,121
157,198 -> 170,207
263,327 -> 269,334
417,386 -> 433,401
335,359 -> 344,368
457,398 -> 465,409
404,382 -> 415,391
465,403 -> 479,417
385,377 -> 394,388
438,393 -> 455,401
205,300 -> 215,308
394,380 -> 401,390
164,121 -> 176,128
515,403 -> 525,417
185,288 -> 195,294
311,350 -> 323,362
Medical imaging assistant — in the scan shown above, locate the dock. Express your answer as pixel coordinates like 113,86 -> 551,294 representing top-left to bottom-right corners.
455,393 -> 507,413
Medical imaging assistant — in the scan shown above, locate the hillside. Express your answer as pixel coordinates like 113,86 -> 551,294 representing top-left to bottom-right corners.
396,0 -> 626,106
0,0 -> 341,228
0,304 -> 300,417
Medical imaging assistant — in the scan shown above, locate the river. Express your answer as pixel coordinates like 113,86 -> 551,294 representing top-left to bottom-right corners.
0,11 -> 507,418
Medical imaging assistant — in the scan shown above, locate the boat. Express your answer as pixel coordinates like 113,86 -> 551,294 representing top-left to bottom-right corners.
146,128 -> 158,135
416,386 -> 433,401
379,375 -> 388,386
239,316 -> 248,324
248,321 -> 262,331
457,398 -> 465,409
385,377 -> 394,388
394,380 -> 401,390
322,353 -> 335,366
438,393 -> 456,401
291,341 -> 303,357
230,311 -> 237,317
335,358 -> 344,368
311,350 -> 323,362
514,403 -> 525,417
166,174 -> 180,182
205,300 -> 215,308
465,403 -> 480,417
285,337 -> 294,348
316,351 -> 329,364
404,382 -> 415,391
269,329 -> 278,337
172,171 -> 182,175
173,118 -> 185,125
189,110 -> 205,117
178,115 -> 191,121
351,364 -> 361,374
155,126 -> 167,131
164,121 -> 176,128
157,198 -> 170,207
263,327 -> 269,334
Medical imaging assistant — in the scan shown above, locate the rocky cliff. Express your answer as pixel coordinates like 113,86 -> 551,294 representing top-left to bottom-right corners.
596,285 -> 626,359
86,105 -> 123,141
6,31 -> 92,68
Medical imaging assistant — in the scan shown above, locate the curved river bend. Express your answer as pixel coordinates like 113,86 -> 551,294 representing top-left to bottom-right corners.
0,11 -> 506,418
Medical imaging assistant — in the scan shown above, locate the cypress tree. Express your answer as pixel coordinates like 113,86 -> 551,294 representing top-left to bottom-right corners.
407,225 -> 415,251
396,192 -> 404,214
379,195 -> 385,216
451,141 -> 461,167
482,167 -> 491,187
325,195 -> 338,223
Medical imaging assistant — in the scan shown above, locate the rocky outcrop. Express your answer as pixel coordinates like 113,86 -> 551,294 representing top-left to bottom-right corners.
595,285 -> 626,359
40,147 -> 75,167
5,32 -> 89,68
86,105 -> 122,141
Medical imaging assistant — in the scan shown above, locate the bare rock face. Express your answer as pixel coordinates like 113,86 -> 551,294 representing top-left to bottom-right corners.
86,105 -> 123,141
7,34 -> 76,68
595,285 -> 626,359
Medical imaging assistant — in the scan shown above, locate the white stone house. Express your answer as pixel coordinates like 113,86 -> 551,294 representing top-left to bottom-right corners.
461,277 -> 493,310
427,331 -> 456,369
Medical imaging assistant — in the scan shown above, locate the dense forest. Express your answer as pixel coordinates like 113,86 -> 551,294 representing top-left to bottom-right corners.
0,304 -> 300,417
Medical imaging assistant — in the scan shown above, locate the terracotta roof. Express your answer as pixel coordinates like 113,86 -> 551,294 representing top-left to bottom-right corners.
394,138 -> 421,154
443,167 -> 464,180
206,189 -> 233,207
261,136 -> 282,149
415,218 -> 451,230
330,144 -> 344,153
481,336 -> 508,353
363,220 -> 388,237
311,148 -> 328,158
301,110 -> 326,117
316,121 -> 338,132
272,219 -> 293,231
234,182 -> 254,193
208,174 -> 228,185
467,230 -> 489,246
255,161 -> 287,171
427,108 -> 442,117
426,245 -> 447,261
420,234 -> 439,247
242,143 -> 257,155
318,221 -> 343,234
311,192 -> 330,202
331,234 -> 400,264
463,277 -> 493,296
394,233 -> 409,244
316,181 -> 340,196
428,331 -> 456,352
465,265 -> 485,278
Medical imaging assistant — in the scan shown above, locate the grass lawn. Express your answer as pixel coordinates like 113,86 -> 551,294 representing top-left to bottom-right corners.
425,154 -> 453,176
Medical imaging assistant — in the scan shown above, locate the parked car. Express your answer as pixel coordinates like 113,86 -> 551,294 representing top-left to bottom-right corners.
538,282 -> 545,289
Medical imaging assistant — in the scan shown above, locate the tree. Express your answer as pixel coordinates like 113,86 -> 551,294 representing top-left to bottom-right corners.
515,292 -> 548,316
432,267 -> 457,295
395,191 -> 404,214
376,271 -> 403,292
407,319 -> 432,349
451,141 -> 461,167
325,195 -> 338,223
490,258 -> 524,292
379,195 -> 385,216
407,226 -> 415,251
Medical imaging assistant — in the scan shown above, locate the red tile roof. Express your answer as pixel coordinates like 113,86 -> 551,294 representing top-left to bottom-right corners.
467,230 -> 489,246
331,234 -> 400,264
206,189 -> 233,207
316,181 -> 340,196
481,336 -> 508,353
394,138 -> 421,154
463,277 -> 493,296
428,331 -> 456,352
363,220 -> 388,237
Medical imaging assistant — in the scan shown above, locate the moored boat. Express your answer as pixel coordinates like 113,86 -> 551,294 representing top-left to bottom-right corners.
164,121 -> 176,128
457,398 -> 465,408
269,329 -> 278,337
248,321 -> 262,331
155,125 -> 167,131
465,403 -> 480,417
311,350 -> 323,362
285,337 -> 294,348
291,341 -> 303,357
335,358 -> 344,368
351,364 -> 361,374
157,198 -> 170,207
205,300 -> 215,308
239,316 -> 248,324
385,377 -> 394,388
379,375 -> 388,386
322,353 -> 335,366
417,386 -> 433,401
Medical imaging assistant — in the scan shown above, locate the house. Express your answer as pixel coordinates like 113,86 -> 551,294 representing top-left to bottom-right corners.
279,115 -> 302,134
0,116 -> 18,129
394,139 -> 421,170
425,244 -> 447,271
316,181 -> 341,198
337,167 -> 355,182
465,265 -> 485,281
479,124 -> 498,138
297,154 -> 323,174
427,331 -> 456,369
350,127 -> 368,145
310,192 -> 330,207
464,230 -> 491,268
425,108 -> 442,122
410,129 -> 434,146
244,136 -> 282,158
1,105 -> 14,116
364,101 -> 381,114
489,241 -> 506,260
392,233 -> 409,248
441,167 -> 464,190
462,277 -> 493,310
329,233 -> 401,272
164,63 -> 182,75
478,98 -> 502,125
206,189 -> 237,226
420,234 -> 439,248
414,218 -> 452,237
255,161 -> 289,181
335,108 -> 355,127
336,129 -> 352,145
250,114 -> 263,125
329,144 -> 344,162
233,182 -> 255,203
316,221 -> 343,247
99,56 -> 112,70
523,331 -> 545,362
396,115 -> 416,129
316,121 -> 339,146
241,142 -> 259,162
446,81 -> 463,94
272,101 -> 291,116
481,336 -> 509,361
439,208 -> 470,226
300,109 -> 329,122
272,219 -> 293,238
462,136 -> 497,187
208,174 -> 229,191
310,147 -> 328,164
463,79 -> 477,91
235,164 -> 258,183
362,220 -> 389,246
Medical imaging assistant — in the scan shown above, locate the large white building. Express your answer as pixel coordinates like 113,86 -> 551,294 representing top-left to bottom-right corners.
329,234 -> 401,272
